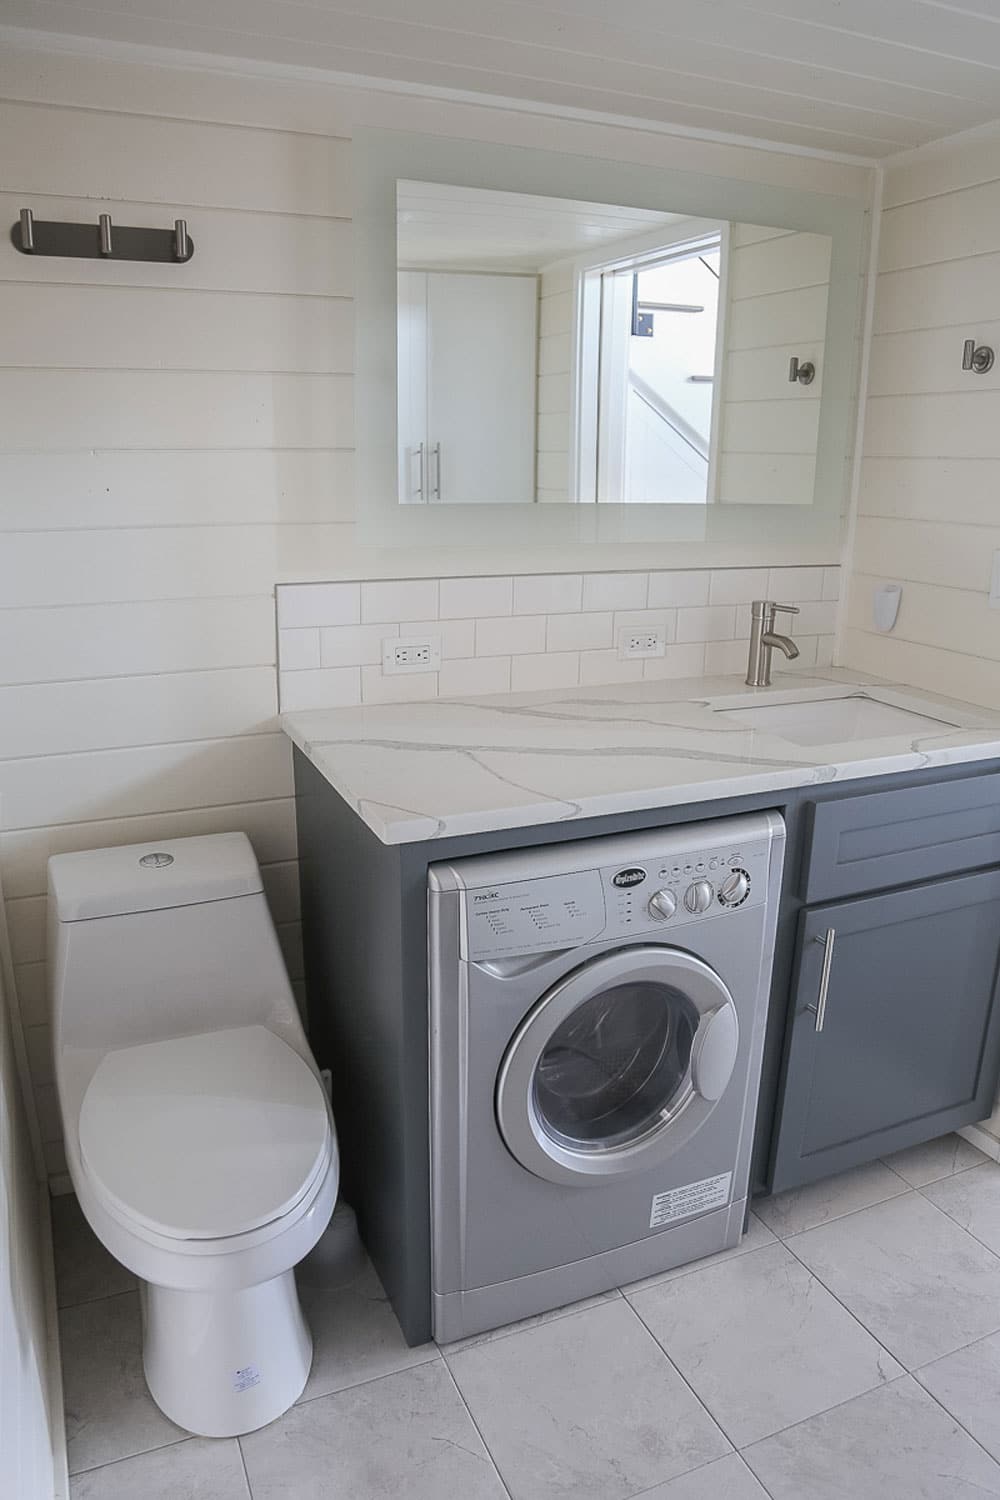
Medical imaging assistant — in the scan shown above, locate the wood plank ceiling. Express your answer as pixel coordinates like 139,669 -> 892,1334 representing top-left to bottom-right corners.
4,0 -> 1000,157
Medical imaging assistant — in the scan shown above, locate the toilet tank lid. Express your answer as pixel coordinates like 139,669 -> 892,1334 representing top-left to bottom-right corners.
48,832 -> 263,921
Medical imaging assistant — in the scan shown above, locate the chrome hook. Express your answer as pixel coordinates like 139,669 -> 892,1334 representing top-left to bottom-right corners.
99,213 -> 113,256
962,338 -> 995,374
18,207 -> 34,252
788,355 -> 816,386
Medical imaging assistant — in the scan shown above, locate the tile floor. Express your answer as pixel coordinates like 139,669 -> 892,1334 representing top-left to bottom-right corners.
57,1133 -> 1000,1499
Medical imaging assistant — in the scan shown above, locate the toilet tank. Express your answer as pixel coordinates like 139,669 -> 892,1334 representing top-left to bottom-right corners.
48,833 -> 303,1055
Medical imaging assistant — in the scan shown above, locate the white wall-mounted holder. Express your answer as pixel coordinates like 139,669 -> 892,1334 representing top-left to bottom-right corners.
873,582 -> 902,633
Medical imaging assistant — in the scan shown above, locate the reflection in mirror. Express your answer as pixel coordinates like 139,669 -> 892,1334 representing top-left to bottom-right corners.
396,181 -> 831,509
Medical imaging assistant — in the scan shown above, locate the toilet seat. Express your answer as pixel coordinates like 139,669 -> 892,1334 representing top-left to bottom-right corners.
78,1025 -> 331,1242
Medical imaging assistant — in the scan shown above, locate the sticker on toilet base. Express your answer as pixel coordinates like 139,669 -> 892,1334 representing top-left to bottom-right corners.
650,1171 -> 732,1228
233,1365 -> 262,1393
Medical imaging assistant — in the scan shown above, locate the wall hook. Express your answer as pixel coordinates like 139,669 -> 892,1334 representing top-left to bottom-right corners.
19,207 -> 34,252
788,356 -> 815,386
962,338 -> 995,374
99,213 -> 113,256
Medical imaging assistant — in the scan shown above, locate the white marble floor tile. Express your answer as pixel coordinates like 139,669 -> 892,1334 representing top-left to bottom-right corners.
916,1330 -> 1000,1463
789,1191 -> 1000,1369
629,1241 -> 899,1447
743,1376 -> 1000,1499
239,1360 -> 506,1500
446,1299 -> 729,1500
61,1291 -> 185,1474
69,1437 -> 249,1499
439,1287 -> 620,1354
882,1133 -> 989,1188
621,1213 -> 775,1295
753,1161 -> 908,1239
52,1194 -> 135,1307
297,1258 -> 437,1402
923,1162 -> 1000,1255
628,1453 -> 769,1498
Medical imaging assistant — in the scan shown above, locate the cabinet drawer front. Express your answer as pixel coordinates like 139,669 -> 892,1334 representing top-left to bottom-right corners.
804,770 -> 1000,902
770,868 -> 1000,1193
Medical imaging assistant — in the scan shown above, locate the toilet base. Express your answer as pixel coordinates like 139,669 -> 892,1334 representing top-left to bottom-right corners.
141,1270 -> 313,1437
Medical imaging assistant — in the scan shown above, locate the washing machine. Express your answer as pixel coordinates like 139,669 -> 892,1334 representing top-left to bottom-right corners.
427,811 -> 785,1343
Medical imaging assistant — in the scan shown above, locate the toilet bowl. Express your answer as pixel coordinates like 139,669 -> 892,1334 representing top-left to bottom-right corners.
48,832 -> 339,1437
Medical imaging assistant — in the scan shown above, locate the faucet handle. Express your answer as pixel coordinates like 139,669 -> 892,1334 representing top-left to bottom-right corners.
773,603 -> 800,615
750,599 -> 800,619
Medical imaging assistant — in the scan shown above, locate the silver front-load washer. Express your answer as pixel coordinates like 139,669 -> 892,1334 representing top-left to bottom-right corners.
428,812 -> 785,1343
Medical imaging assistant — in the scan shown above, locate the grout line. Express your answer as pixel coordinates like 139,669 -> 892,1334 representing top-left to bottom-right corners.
622,1290 -> 740,1453
913,1175 -> 1000,1267
775,1184 -> 913,1245
778,1229 -> 905,1380
236,1434 -> 254,1500
907,1376 -> 1000,1478
438,1357 -> 515,1500
67,1434 -> 193,1480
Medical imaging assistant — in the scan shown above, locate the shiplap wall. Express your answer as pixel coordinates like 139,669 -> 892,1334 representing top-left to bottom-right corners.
0,40 -> 871,1181
719,226 -> 832,506
536,263 -> 572,502
0,952 -> 60,1498
842,132 -> 1000,710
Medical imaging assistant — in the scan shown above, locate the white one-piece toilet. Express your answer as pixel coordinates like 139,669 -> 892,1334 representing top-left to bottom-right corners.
48,832 -> 339,1438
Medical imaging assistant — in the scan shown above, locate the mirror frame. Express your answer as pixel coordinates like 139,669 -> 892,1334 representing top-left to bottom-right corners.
354,126 -> 868,555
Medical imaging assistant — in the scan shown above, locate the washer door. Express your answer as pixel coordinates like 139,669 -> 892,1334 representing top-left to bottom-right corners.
495,945 -> 739,1186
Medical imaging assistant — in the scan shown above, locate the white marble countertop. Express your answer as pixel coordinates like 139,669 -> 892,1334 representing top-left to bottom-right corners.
281,669 -> 1000,846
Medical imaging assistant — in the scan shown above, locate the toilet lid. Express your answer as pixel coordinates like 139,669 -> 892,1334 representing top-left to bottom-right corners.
79,1025 -> 332,1241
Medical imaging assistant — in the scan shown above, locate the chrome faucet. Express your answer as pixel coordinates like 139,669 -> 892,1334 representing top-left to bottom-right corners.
746,600 -> 800,687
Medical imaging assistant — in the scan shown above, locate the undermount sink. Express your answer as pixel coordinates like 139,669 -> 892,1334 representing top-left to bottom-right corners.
712,690 -> 962,747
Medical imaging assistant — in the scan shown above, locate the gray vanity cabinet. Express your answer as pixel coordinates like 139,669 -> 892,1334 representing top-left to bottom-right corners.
770,868 -> 1000,1192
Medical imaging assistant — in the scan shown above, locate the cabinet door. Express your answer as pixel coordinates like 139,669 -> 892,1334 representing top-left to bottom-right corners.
397,271 -> 428,504
770,868 -> 1000,1193
426,272 -> 538,504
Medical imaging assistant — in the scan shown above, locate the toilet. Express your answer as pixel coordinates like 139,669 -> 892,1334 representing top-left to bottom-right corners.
48,832 -> 339,1438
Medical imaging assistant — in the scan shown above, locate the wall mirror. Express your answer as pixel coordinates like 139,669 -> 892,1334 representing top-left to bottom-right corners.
356,129 -> 867,555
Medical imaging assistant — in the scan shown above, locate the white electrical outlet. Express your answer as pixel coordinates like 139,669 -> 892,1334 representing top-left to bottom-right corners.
382,636 -> 441,674
619,627 -> 666,660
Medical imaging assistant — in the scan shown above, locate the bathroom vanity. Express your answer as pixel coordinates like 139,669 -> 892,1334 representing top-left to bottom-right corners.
285,671 -> 1000,1344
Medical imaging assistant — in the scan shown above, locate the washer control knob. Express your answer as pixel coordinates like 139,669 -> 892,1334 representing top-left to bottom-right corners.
719,869 -> 750,907
684,879 -> 714,915
647,889 -> 677,921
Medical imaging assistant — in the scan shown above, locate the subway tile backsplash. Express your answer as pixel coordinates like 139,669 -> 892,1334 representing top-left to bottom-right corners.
276,567 -> 840,712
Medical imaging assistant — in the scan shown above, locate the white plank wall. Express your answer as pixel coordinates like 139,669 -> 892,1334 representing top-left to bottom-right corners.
0,956 -> 60,1498
719,226 -> 831,506
842,131 -> 1000,710
0,39 -> 869,1179
0,91 -> 353,1178
536,264 -> 572,502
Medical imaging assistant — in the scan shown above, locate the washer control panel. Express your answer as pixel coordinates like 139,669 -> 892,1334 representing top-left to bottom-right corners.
463,835 -> 771,961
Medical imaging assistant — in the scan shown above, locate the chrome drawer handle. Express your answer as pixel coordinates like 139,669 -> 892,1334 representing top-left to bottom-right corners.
806,928 -> 836,1033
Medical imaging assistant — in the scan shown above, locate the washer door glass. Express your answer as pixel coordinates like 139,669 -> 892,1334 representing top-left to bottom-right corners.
534,980 -> 697,1153
496,945 -> 739,1186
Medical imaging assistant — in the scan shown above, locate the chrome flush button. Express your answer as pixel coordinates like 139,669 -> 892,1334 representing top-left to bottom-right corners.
139,852 -> 174,869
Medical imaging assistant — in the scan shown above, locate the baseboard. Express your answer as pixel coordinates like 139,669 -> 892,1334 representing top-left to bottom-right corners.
959,1122 -> 1000,1162
38,1188 -> 69,1500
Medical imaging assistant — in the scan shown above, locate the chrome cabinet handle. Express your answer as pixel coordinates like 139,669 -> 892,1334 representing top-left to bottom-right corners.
431,442 -> 441,500
806,928 -> 836,1033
